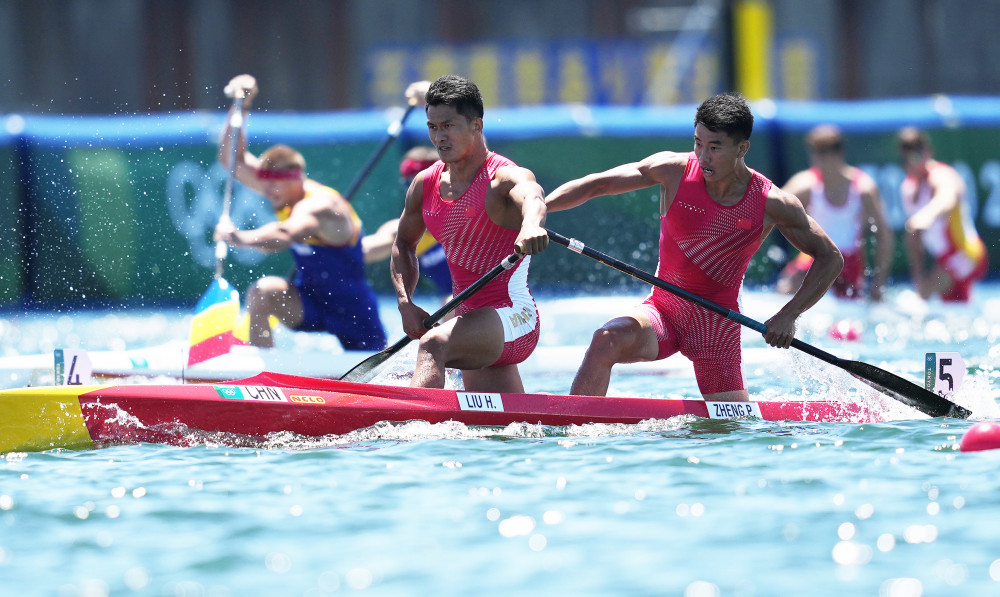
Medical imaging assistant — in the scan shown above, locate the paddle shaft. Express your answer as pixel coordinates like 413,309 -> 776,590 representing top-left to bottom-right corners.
339,251 -> 523,383
341,102 -> 419,203
215,95 -> 245,279
546,229 -> 970,419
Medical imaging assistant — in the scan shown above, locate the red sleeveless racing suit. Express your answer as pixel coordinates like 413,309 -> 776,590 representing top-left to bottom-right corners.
638,152 -> 770,394
420,152 -> 539,366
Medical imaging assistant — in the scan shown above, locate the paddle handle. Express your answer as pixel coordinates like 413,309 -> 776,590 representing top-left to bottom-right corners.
215,96 -> 246,278
422,251 -> 521,328
339,251 -> 522,383
341,101 -> 419,203
721,310 -> 840,364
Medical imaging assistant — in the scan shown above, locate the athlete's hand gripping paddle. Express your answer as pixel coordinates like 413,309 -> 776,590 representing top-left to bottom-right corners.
340,252 -> 522,383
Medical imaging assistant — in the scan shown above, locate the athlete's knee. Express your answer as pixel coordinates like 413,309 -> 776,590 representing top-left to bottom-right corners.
417,328 -> 449,361
247,277 -> 290,306
587,325 -> 634,360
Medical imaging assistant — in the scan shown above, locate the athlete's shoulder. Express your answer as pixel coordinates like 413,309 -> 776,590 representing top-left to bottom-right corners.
927,159 -> 962,185
300,182 -> 356,223
847,166 -> 877,192
489,151 -> 517,166
492,156 -> 537,184
763,183 -> 811,229
304,180 -> 346,205
782,168 -> 817,196
642,150 -> 691,167
638,150 -> 690,181
766,180 -> 804,208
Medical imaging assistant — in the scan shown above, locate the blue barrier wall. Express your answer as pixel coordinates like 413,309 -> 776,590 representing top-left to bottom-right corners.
4,95 -> 998,308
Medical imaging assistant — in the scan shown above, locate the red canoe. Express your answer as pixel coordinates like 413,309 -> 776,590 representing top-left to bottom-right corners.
0,371 -> 885,452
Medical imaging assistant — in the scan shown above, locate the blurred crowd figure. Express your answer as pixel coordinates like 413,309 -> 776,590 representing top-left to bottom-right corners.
897,126 -> 988,302
777,124 -> 894,301
362,145 -> 453,301
778,124 -> 988,304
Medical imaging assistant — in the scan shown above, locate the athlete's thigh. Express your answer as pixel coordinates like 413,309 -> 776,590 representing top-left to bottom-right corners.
434,308 -> 506,370
273,283 -> 305,329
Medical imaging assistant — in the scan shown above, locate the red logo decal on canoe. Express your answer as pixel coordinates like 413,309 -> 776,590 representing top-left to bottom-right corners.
289,394 -> 326,405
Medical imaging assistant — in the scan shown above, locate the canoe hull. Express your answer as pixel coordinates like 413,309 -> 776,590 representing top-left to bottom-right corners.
0,371 -> 881,453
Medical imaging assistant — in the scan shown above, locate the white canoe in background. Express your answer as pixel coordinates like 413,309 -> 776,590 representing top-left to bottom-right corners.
0,340 -> 370,387
0,339 -> 747,388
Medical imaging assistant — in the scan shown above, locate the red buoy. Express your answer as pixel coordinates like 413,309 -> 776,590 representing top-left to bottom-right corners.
960,421 -> 1000,452
828,319 -> 861,341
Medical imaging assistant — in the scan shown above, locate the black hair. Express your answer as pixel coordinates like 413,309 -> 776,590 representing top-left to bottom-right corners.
694,92 -> 754,142
425,75 -> 485,122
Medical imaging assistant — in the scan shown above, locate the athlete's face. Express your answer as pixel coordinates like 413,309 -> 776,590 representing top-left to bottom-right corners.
899,144 -> 930,178
808,145 -> 845,171
426,104 -> 482,163
259,178 -> 303,210
693,123 -> 748,181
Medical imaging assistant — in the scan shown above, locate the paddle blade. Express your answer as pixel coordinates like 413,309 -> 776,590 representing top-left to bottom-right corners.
841,359 -> 972,418
188,278 -> 244,367
339,336 -> 411,383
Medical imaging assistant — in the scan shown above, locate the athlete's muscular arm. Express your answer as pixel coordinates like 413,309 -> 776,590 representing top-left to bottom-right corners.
391,174 -> 432,339
905,164 -> 962,232
215,187 -> 354,253
216,220 -> 301,253
489,166 -> 548,255
762,186 -> 844,348
545,151 -> 687,212
858,171 -> 894,300
780,169 -> 815,211
362,218 -> 400,264
215,197 -> 320,253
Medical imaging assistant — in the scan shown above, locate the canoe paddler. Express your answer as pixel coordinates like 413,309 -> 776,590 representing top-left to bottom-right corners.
362,145 -> 454,301
897,126 -> 988,303
545,92 -> 843,402
777,124 -> 894,302
214,74 -> 387,351
391,75 -> 548,393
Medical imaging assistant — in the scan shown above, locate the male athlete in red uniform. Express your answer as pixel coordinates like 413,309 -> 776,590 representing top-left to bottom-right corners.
546,93 -> 843,401
391,75 -> 548,392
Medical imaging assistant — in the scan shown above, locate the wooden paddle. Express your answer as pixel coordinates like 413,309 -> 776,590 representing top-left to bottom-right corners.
546,228 -> 971,419
214,93 -> 245,276
340,251 -> 522,383
187,94 -> 247,367
340,99 -> 420,203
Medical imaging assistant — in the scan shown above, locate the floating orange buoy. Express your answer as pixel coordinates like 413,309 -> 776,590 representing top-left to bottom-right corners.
828,319 -> 861,341
959,421 -> 1000,452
